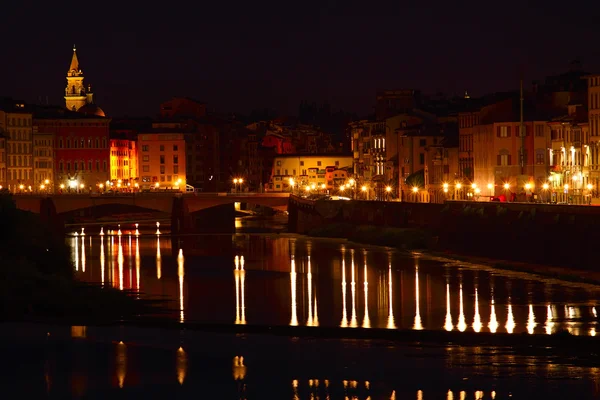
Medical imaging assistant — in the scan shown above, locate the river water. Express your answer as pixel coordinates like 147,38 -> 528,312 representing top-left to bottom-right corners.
27,217 -> 599,398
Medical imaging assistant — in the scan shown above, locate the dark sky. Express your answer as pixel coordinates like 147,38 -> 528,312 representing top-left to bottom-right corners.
2,1 -> 599,117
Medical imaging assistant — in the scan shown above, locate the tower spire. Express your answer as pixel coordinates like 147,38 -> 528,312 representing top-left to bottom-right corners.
69,45 -> 79,72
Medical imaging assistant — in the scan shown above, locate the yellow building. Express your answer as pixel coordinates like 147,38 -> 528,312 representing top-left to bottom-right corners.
110,139 -> 138,187
0,101 -> 34,192
33,130 -> 54,193
267,154 -> 353,192
138,133 -> 186,191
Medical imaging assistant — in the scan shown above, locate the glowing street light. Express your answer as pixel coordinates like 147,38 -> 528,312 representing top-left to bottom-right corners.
412,187 -> 419,193
361,185 -> 367,192
542,183 -> 549,190
503,183 -> 510,190
155,182 -> 160,188
525,183 -> 531,190
587,183 -> 593,190
456,183 -> 462,189
321,183 -> 326,190
487,183 -> 493,190
386,186 -> 392,193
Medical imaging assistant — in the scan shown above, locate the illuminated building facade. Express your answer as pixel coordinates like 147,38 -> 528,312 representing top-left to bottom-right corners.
0,135 -> 5,188
137,133 -> 186,191
0,101 -> 34,192
32,130 -> 54,192
267,154 -> 353,192
110,139 -> 138,186
34,106 -> 110,192
586,74 -> 600,194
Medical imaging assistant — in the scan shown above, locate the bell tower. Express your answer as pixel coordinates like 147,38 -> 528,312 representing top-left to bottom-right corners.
64,45 -> 88,112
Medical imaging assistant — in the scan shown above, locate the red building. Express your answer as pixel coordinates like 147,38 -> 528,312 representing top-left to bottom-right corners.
33,106 -> 111,192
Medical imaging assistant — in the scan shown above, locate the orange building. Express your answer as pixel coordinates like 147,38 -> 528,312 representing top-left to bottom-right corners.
138,133 -> 186,191
109,139 -> 138,188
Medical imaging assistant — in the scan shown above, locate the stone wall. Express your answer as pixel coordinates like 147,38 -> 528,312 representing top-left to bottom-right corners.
289,196 -> 600,269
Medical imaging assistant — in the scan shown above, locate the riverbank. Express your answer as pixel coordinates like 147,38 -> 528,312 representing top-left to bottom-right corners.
306,223 -> 600,286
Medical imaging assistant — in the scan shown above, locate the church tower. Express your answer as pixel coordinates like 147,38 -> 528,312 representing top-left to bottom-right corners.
64,45 -> 90,111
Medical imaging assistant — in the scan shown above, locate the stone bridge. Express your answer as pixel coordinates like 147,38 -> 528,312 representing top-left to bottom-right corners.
14,193 -> 290,234
14,192 -> 290,215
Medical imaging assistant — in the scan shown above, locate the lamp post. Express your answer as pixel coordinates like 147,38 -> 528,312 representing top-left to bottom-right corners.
289,178 -> 295,194
412,186 -> 419,203
385,185 -> 392,201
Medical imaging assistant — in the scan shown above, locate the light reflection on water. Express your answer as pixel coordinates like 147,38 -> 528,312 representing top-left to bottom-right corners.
70,234 -> 600,336
26,329 -> 600,399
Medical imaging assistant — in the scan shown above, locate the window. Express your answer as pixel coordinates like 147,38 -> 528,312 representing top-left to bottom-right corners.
535,149 -> 545,165
143,155 -> 149,162
160,166 -> 165,174
173,145 -> 178,151
276,161 -> 281,166
173,155 -> 178,164
317,161 -> 322,166
335,161 -> 339,167
143,165 -> 150,172
419,139 -> 426,147
142,145 -> 149,152
300,161 -> 304,166
173,165 -> 179,174
497,126 -> 510,138
497,150 -> 511,166
160,155 -> 165,164
419,153 -> 425,165
160,145 -> 165,151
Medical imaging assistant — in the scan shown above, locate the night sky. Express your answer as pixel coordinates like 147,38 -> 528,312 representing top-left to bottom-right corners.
2,1 -> 599,117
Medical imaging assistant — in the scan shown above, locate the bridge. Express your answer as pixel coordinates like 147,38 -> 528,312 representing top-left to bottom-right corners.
13,192 -> 290,234
13,192 -> 290,214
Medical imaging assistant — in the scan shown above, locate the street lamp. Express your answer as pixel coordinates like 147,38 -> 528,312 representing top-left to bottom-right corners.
289,178 -> 295,194
385,185 -> 392,201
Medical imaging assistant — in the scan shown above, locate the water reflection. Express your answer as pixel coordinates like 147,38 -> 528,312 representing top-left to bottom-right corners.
290,253 -> 298,327
527,304 -> 536,335
156,237 -> 162,280
387,261 -> 395,329
350,250 -> 358,328
234,255 -> 246,325
115,341 -> 126,388
176,346 -> 187,385
506,299 -> 515,334
70,235 -> 600,335
81,236 -> 86,272
100,237 -> 105,285
489,290 -> 499,334
116,237 -> 123,290
444,282 -> 453,332
178,249 -> 185,323
135,237 -> 140,296
457,283 -> 466,332
363,252 -> 370,329
341,248 -> 348,328
414,260 -> 423,330
473,287 -> 482,333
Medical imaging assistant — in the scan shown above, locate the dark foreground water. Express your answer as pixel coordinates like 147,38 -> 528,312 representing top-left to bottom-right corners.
3,323 -> 600,399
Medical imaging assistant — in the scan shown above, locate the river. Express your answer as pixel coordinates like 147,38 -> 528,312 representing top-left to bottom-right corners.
70,217 -> 600,336
19,216 -> 598,399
